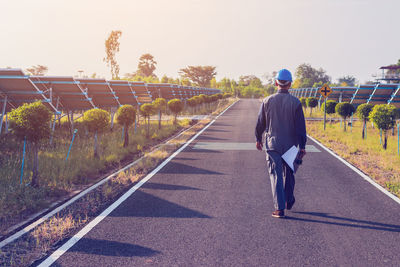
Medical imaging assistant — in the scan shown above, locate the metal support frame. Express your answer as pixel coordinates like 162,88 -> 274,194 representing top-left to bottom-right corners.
308,88 -> 313,98
339,91 -> 343,103
50,96 -> 60,144
0,95 -> 7,135
69,111 -> 74,134
5,113 -> 9,133
367,83 -> 381,104
313,88 -> 318,97
388,84 -> 400,105
350,84 -> 361,104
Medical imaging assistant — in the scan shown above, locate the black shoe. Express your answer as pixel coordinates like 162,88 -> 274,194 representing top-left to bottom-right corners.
286,198 -> 295,210
272,210 -> 285,218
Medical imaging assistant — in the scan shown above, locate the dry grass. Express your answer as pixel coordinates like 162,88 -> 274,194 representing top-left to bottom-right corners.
307,120 -> 400,197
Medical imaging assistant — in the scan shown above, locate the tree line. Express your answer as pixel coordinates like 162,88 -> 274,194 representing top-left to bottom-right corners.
6,93 -> 232,187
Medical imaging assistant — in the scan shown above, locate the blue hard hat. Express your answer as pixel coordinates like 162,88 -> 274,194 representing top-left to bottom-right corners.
275,69 -> 293,82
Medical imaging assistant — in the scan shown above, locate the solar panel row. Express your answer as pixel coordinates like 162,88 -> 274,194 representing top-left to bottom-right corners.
0,68 -> 220,114
289,83 -> 400,108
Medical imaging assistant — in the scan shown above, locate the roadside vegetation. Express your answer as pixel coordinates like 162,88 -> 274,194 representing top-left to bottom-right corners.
304,99 -> 400,198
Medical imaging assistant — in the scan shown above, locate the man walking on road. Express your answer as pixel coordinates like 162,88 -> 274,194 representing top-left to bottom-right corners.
255,69 -> 307,218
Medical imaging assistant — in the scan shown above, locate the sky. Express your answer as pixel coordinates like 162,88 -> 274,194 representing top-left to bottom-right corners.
1,0 -> 399,84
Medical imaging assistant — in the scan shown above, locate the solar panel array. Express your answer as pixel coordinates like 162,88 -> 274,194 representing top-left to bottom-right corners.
289,83 -> 400,108
0,68 -> 221,116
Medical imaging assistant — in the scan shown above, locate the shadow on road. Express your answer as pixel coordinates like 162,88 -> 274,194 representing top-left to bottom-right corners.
110,191 -> 212,219
141,182 -> 203,191
159,162 -> 223,175
188,148 -> 223,154
196,135 -> 227,141
286,211 -> 400,232
205,128 -> 230,133
173,157 -> 198,161
211,123 -> 232,127
69,238 -> 160,257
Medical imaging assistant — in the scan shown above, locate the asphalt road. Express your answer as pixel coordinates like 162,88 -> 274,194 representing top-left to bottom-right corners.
44,99 -> 400,266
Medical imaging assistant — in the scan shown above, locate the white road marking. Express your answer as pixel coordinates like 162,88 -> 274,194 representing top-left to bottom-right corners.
192,142 -> 320,152
38,100 -> 238,267
307,134 -> 400,205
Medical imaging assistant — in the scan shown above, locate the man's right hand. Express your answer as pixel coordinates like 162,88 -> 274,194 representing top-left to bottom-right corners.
256,142 -> 263,151
298,149 -> 306,159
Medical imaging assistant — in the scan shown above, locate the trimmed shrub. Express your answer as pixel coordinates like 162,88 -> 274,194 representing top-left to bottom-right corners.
306,97 -> 318,116
116,105 -> 136,147
140,103 -> 156,138
356,103 -> 373,139
153,98 -> 167,129
168,99 -> 184,124
300,97 -> 307,109
321,100 -> 337,115
83,108 -> 110,158
223,93 -> 232,98
335,102 -> 355,132
8,101 -> 52,187
369,104 -> 397,149
187,98 -> 197,114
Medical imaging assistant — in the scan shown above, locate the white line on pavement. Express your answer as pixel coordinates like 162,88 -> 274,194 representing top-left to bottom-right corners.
307,134 -> 400,205
38,100 -> 239,267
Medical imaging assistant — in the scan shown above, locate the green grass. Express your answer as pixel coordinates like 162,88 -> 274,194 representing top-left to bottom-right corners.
307,119 -> 400,197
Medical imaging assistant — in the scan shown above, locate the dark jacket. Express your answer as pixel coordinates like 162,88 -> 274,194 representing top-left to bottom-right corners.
255,90 -> 307,155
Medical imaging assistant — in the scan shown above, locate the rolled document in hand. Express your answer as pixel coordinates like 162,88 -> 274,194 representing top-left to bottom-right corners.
282,145 -> 300,173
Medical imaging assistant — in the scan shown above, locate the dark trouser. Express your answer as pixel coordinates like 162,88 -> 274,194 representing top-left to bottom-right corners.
266,151 -> 295,210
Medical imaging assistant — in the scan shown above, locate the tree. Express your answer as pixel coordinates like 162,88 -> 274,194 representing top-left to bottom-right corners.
137,53 -> 157,77
265,84 -> 276,95
335,102 -> 355,132
198,94 -> 207,110
192,95 -> 202,112
153,98 -> 167,129
210,77 -> 218,88
306,97 -> 318,116
179,65 -> 217,87
321,100 -> 337,114
239,75 -> 263,87
187,98 -> 197,114
83,109 -> 110,158
116,105 -> 136,147
8,101 -> 52,187
103,30 -> 122,79
369,104 -> 397,149
338,75 -> 357,87
168,99 -> 184,124
160,75 -> 169,83
293,63 -> 330,88
299,97 -> 307,109
263,71 -> 278,85
180,78 -> 192,86
218,78 -> 233,93
223,93 -> 232,98
356,103 -> 373,139
26,65 -> 48,76
140,103 -> 156,138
